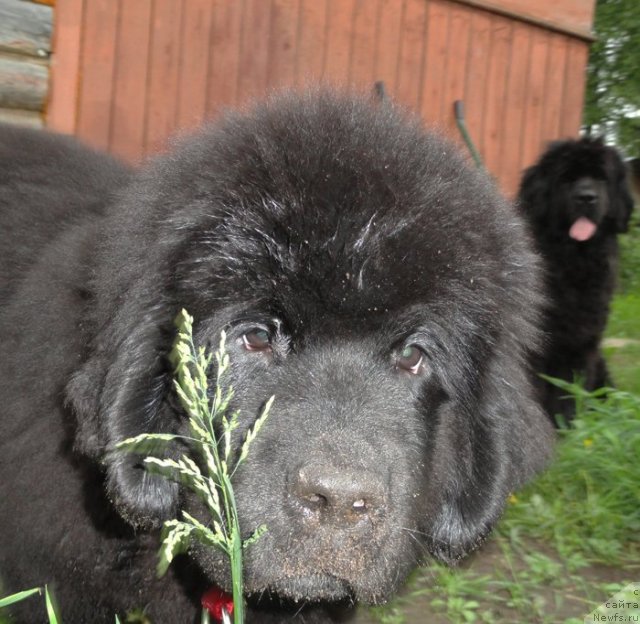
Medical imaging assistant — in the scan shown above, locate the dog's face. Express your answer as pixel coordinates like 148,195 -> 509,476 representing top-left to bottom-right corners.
68,92 -> 554,607
185,285 -> 435,603
562,176 -> 609,241
519,137 -> 634,242
175,190 -> 516,602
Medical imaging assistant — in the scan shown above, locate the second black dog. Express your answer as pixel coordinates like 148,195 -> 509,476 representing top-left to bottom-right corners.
518,137 -> 634,424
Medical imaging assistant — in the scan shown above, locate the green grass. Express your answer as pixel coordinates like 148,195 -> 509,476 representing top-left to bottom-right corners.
605,339 -> 640,394
606,217 -> 640,394
605,293 -> 640,394
501,386 -> 640,564
0,586 -> 62,624
607,293 -> 640,339
618,211 -> 640,296
604,216 -> 640,393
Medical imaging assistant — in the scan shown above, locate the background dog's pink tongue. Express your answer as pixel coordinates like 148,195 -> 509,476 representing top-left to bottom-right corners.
569,217 -> 597,241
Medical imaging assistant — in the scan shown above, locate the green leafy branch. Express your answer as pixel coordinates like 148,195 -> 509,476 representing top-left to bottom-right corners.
117,310 -> 273,624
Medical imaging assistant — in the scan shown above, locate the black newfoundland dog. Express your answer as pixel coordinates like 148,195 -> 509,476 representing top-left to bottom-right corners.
517,137 -> 634,424
0,91 -> 553,623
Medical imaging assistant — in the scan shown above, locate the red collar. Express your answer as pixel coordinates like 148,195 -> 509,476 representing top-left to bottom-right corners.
201,586 -> 234,622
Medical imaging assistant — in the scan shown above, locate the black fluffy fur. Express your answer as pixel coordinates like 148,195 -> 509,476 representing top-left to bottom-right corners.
0,91 -> 554,623
517,137 -> 634,424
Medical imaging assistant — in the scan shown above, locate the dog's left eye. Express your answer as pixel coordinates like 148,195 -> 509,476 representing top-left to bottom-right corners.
396,345 -> 424,374
242,329 -> 271,352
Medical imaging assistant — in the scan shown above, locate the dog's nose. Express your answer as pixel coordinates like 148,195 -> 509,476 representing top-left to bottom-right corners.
576,189 -> 598,205
289,464 -> 385,524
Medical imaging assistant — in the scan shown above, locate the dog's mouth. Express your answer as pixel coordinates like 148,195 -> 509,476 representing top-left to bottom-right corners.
200,583 -> 355,621
569,216 -> 597,241
194,540 -> 367,604
259,573 -> 354,603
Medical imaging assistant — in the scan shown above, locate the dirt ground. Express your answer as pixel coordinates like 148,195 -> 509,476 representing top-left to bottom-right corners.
352,538 -> 638,624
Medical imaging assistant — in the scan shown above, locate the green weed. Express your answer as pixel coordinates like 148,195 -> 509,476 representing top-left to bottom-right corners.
117,310 -> 272,624
501,383 -> 640,564
2,311 -> 270,624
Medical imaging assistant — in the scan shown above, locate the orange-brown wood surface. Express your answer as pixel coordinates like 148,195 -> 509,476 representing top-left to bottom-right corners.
47,0 -> 82,132
454,0 -> 595,39
374,0 -> 403,94
176,0 -> 213,130
47,0 -> 595,195
110,0 -> 152,162
350,0 -> 379,89
206,0 -> 243,118
75,0 -> 118,150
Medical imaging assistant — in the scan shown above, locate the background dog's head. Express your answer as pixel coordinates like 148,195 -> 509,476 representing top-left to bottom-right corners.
518,137 -> 634,241
67,91 -> 554,605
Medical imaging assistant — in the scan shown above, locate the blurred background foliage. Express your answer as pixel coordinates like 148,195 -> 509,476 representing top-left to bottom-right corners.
585,0 -> 640,156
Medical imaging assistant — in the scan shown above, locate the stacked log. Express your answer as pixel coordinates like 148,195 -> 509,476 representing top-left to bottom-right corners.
0,0 -> 53,127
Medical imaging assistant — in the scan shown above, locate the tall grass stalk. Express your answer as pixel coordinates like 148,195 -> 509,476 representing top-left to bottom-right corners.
0,586 -> 61,623
117,310 -> 272,624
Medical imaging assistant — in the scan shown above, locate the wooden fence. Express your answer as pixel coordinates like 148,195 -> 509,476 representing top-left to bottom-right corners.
45,0 -> 595,194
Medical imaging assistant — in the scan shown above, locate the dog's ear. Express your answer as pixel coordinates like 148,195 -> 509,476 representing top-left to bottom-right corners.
608,157 -> 635,233
66,297 -> 180,528
425,374 -> 553,563
518,165 -> 551,224
611,179 -> 634,233
423,239 -> 554,563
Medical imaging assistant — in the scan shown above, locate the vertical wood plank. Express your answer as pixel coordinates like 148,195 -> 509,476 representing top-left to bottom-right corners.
324,0 -> 356,85
519,27 -> 549,175
395,0 -> 427,112
481,14 -> 512,181
110,0 -> 152,162
268,0 -> 300,89
207,0 -> 244,117
374,0 -> 403,95
237,0 -> 272,104
350,0 -> 379,89
295,0 -> 328,85
47,0 -> 84,134
440,2 -> 472,134
560,38 -> 588,137
500,22 -> 530,195
75,0 -> 118,149
540,32 -> 568,144
176,0 -> 214,130
463,9 -> 492,156
421,0 -> 450,124
144,0 -> 184,153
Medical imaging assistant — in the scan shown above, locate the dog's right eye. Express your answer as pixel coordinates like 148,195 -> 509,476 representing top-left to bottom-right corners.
395,345 -> 426,375
242,329 -> 271,352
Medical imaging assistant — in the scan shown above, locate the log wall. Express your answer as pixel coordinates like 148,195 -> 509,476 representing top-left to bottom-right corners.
0,0 -> 53,127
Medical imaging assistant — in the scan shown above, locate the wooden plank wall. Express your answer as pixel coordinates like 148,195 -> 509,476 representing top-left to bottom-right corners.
47,0 -> 593,195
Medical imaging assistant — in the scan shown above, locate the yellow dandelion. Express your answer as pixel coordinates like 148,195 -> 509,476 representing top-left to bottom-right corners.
583,438 -> 593,448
